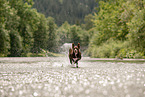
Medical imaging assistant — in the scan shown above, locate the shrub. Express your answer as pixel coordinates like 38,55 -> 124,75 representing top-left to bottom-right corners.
85,39 -> 124,58
118,49 -> 144,59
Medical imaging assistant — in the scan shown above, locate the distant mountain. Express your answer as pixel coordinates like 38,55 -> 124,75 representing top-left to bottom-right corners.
33,0 -> 97,25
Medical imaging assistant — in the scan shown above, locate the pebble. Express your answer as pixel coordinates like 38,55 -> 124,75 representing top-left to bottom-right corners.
0,57 -> 145,97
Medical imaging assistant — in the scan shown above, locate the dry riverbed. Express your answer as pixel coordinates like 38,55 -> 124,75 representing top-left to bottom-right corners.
0,57 -> 145,97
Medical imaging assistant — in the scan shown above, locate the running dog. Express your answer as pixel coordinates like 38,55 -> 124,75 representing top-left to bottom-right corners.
69,43 -> 81,68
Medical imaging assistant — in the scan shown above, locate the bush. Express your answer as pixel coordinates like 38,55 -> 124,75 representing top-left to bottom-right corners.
85,39 -> 124,58
118,49 -> 144,59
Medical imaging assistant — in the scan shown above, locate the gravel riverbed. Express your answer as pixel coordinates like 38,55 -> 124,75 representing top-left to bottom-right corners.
0,57 -> 145,97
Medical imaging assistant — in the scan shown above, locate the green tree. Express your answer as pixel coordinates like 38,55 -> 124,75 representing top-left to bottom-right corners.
33,14 -> 48,53
56,21 -> 71,46
0,0 -> 9,56
8,0 -> 39,55
86,0 -> 145,58
82,14 -> 94,30
33,0 -> 97,25
126,0 -> 145,53
70,25 -> 81,44
47,17 -> 57,52
0,25 -> 10,56
9,31 -> 22,57
56,22 -> 89,50
0,0 -> 20,56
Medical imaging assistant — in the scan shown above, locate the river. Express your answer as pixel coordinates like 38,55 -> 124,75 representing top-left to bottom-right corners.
0,57 -> 145,97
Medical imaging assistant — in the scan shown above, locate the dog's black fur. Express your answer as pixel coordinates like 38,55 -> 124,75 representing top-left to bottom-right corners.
69,43 -> 81,68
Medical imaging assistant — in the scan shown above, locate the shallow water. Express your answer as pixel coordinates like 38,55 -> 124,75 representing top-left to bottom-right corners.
0,57 -> 145,97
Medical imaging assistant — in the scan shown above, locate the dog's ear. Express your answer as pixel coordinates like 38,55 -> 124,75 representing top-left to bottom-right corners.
77,43 -> 80,49
72,43 -> 74,48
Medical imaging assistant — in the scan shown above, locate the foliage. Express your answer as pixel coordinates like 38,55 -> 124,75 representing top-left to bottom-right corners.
0,24 -> 10,56
33,0 -> 97,25
126,0 -> 145,53
0,0 -> 17,56
70,25 -> 81,44
56,22 -> 89,50
47,17 -> 58,52
7,0 -> 40,54
33,14 -> 48,53
81,14 -> 94,30
9,31 -> 22,57
85,0 -> 145,58
118,49 -> 144,59
0,0 -> 144,59
85,39 -> 124,58
56,21 -> 72,46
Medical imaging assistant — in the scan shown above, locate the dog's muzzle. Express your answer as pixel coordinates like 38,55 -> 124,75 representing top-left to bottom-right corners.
74,49 -> 78,53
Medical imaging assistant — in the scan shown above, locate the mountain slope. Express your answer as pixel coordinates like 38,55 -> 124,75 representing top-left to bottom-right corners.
33,0 -> 97,25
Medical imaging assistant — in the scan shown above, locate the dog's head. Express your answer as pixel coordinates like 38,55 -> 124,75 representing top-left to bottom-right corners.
72,43 -> 80,55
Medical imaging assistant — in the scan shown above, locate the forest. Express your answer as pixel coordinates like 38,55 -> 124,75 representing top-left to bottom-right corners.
33,0 -> 97,25
0,0 -> 145,58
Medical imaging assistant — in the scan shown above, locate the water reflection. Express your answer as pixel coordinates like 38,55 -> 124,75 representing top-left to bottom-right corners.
0,57 -> 145,97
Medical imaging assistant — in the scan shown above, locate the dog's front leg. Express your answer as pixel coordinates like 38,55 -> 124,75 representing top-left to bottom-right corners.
76,62 -> 78,68
70,59 -> 72,64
